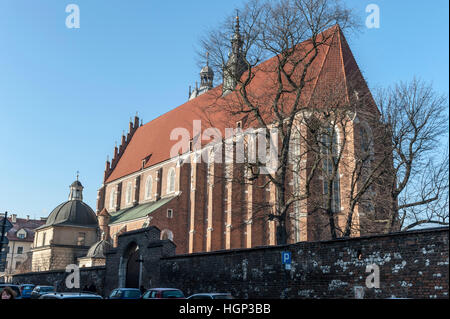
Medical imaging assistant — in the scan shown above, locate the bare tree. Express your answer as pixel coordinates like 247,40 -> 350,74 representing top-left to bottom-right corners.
296,79 -> 393,240
197,0 -> 360,244
377,78 -> 449,232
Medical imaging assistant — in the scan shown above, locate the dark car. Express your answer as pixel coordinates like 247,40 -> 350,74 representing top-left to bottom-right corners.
40,292 -> 103,299
142,288 -> 185,299
108,288 -> 141,299
30,285 -> 56,299
0,284 -> 22,299
19,284 -> 35,299
187,293 -> 234,299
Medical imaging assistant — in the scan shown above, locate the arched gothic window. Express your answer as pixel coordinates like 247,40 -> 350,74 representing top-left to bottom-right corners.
145,176 -> 153,200
321,127 -> 341,213
167,167 -> 176,194
160,229 -> 174,241
126,182 -> 132,205
109,188 -> 115,210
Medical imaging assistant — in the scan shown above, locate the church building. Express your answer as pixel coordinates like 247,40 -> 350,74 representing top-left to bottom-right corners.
31,179 -> 106,271
94,20 -> 392,256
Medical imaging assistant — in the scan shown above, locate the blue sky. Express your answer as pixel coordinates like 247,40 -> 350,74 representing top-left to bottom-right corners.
0,0 -> 448,219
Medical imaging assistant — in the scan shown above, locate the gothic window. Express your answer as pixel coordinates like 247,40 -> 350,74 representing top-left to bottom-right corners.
160,229 -> 174,241
291,132 -> 302,243
321,127 -> 341,213
360,126 -> 370,153
42,233 -> 46,246
109,188 -> 115,210
359,123 -> 375,192
126,182 -> 132,205
167,167 -> 176,194
145,175 -> 153,200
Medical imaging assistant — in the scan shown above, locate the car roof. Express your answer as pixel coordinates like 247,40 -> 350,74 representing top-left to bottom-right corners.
114,288 -> 141,291
42,292 -> 102,299
148,288 -> 182,291
191,293 -> 231,296
46,292 -> 100,296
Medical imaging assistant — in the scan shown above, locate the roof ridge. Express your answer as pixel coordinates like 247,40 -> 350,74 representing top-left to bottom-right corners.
337,27 -> 350,104
307,28 -> 338,107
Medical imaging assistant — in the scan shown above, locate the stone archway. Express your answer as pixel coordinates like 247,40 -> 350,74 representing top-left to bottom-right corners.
119,242 -> 142,288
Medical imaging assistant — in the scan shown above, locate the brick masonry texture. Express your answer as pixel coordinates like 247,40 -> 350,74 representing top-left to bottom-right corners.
159,227 -> 449,299
11,227 -> 449,299
11,266 -> 106,296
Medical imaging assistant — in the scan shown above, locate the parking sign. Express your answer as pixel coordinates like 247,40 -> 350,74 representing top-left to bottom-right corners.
281,251 -> 291,265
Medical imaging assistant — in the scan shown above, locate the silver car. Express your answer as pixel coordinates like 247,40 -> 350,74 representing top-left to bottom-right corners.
187,293 -> 234,299
39,292 -> 103,299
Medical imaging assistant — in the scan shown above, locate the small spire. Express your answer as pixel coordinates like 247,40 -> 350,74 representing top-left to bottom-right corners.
69,176 -> 83,201
235,9 -> 240,32
76,170 -> 79,181
206,52 -> 210,67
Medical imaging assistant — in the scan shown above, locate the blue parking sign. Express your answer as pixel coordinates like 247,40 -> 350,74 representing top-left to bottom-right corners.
281,251 -> 291,265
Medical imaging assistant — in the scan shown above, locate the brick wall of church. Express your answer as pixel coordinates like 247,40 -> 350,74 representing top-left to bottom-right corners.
100,117 -> 395,256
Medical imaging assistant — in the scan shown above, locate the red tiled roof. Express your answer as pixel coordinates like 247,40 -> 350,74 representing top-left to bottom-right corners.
6,218 -> 46,242
105,25 -> 377,183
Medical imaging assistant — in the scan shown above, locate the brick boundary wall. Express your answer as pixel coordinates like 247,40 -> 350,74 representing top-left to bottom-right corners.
10,266 -> 106,296
9,227 -> 449,299
159,227 -> 449,299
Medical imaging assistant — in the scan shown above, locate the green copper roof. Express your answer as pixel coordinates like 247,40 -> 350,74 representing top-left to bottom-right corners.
109,196 -> 177,225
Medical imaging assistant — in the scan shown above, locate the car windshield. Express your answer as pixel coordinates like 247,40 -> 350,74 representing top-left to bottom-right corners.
123,290 -> 141,298
22,285 -> 34,290
162,290 -> 184,298
40,287 -> 55,292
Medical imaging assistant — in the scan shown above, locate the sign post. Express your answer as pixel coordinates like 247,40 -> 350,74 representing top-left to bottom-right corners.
0,212 -> 13,272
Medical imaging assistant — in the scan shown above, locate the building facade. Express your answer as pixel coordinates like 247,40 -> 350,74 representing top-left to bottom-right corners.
31,180 -> 100,272
95,23 -> 393,256
0,214 -> 45,280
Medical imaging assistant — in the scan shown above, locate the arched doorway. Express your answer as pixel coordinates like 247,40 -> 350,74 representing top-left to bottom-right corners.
160,229 -> 174,241
120,242 -> 142,288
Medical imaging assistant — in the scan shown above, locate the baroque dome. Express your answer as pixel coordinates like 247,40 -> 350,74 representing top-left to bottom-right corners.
86,240 -> 112,258
43,200 -> 98,228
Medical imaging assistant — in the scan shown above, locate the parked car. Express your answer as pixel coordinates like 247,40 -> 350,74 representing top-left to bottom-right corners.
142,288 -> 185,299
39,292 -> 103,299
187,293 -> 234,299
0,284 -> 22,299
108,288 -> 141,299
30,285 -> 56,299
19,284 -> 35,299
